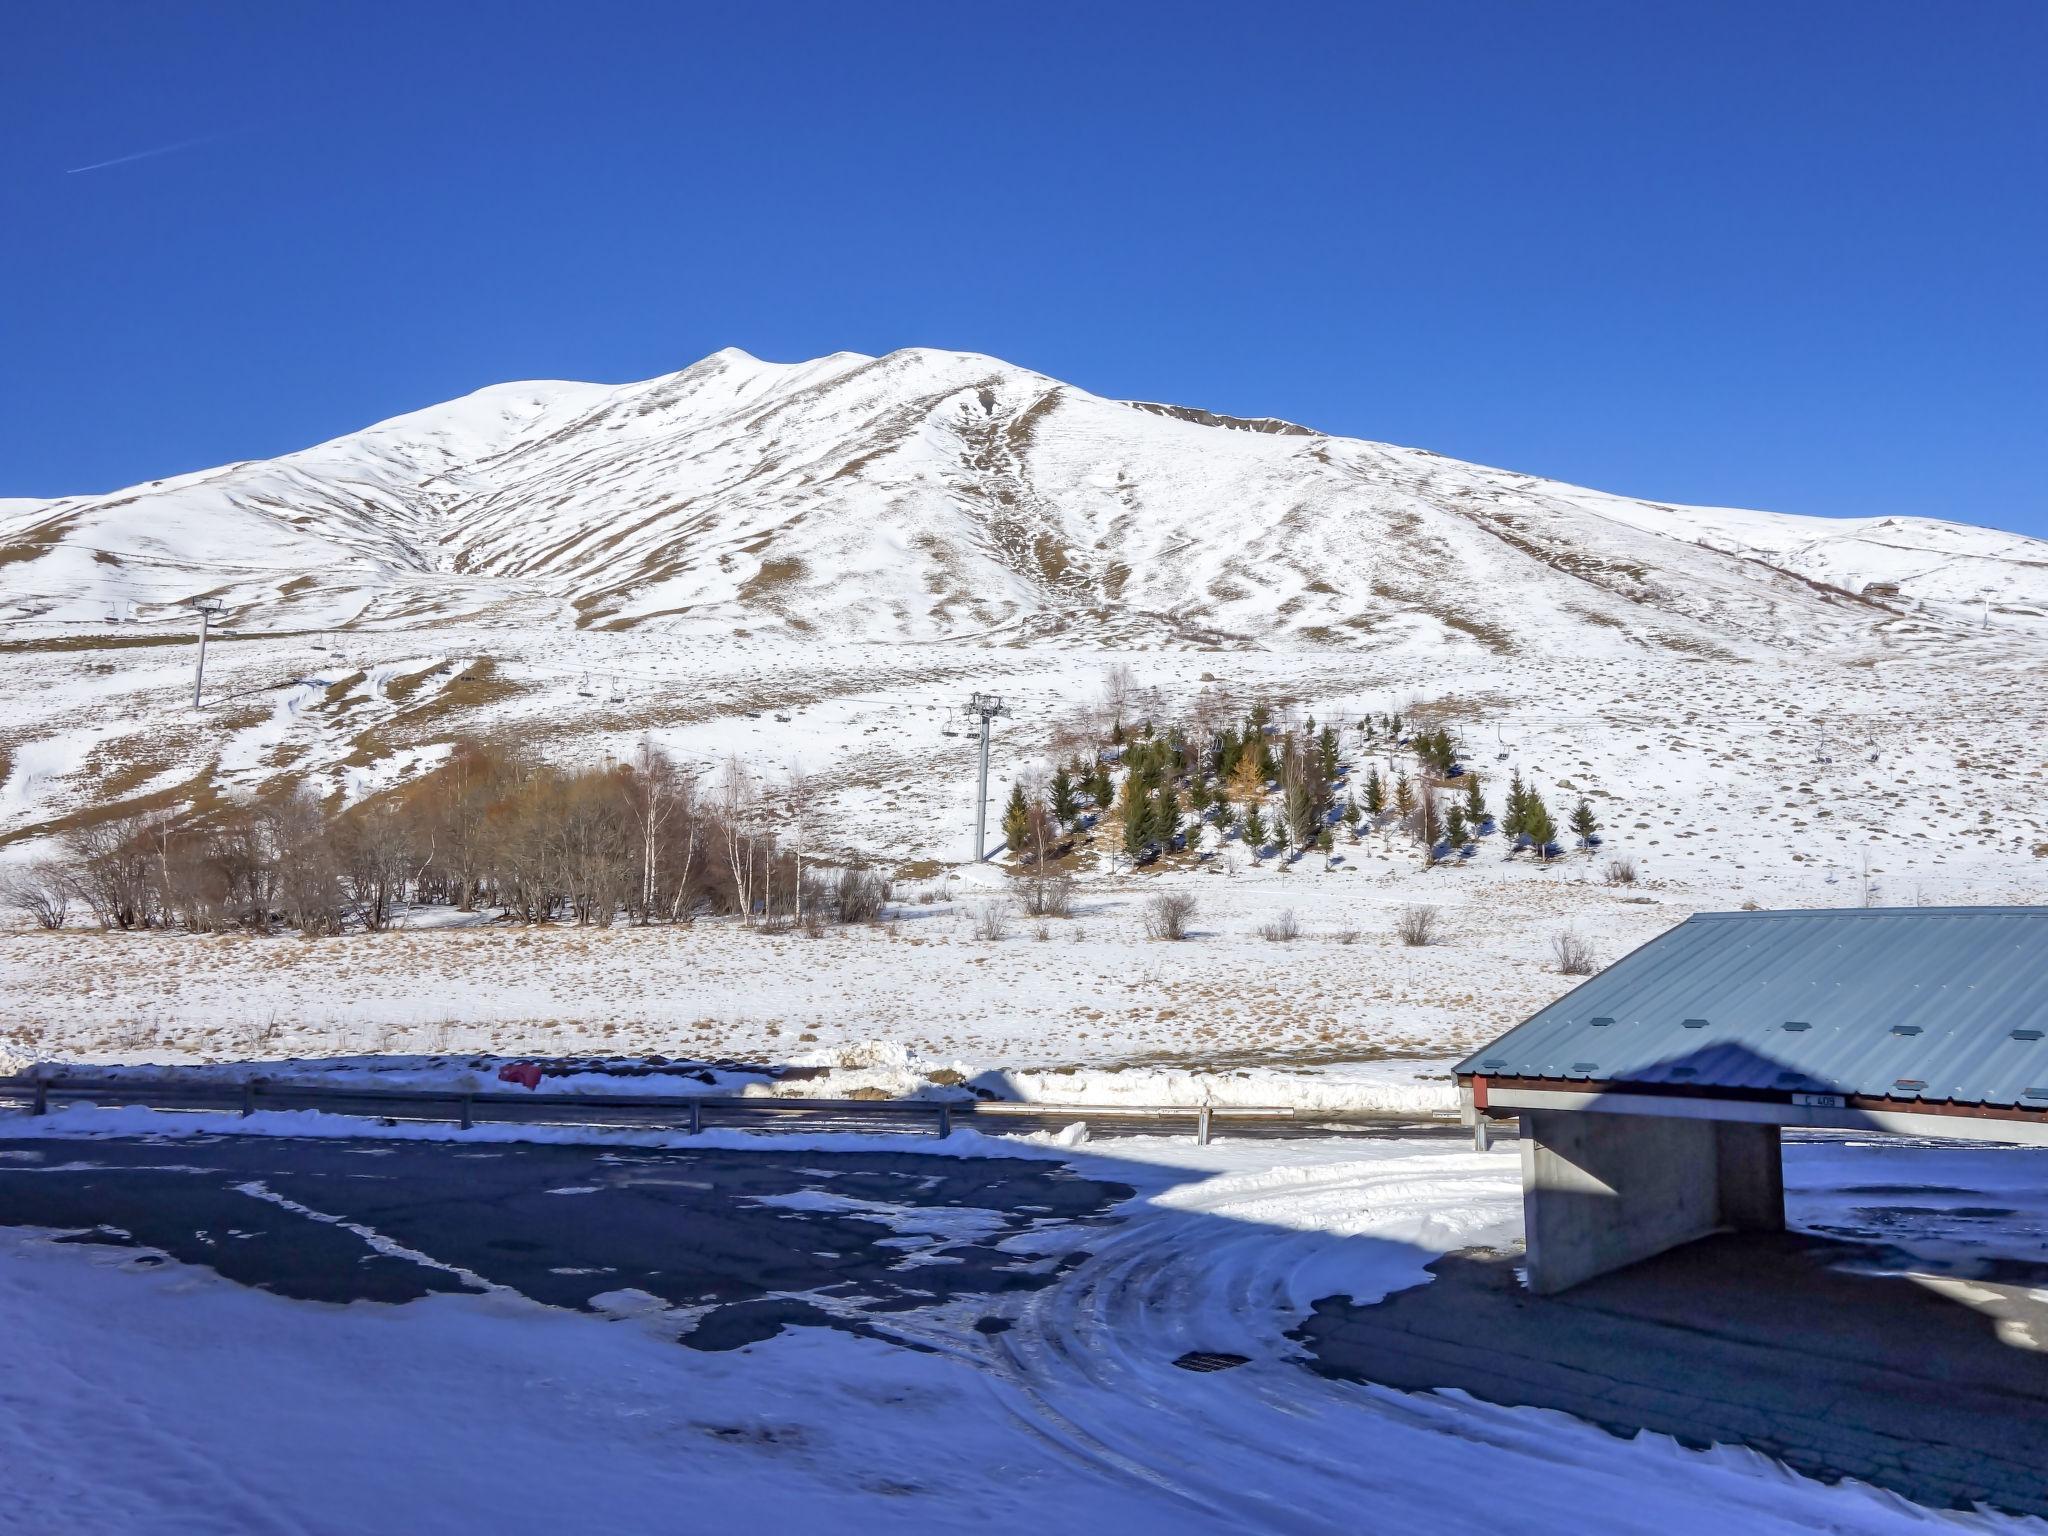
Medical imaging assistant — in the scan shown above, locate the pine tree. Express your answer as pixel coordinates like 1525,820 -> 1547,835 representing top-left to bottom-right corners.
1363,766 -> 1385,819
1446,802 -> 1468,851
1226,751 -> 1266,809
1152,783 -> 1182,851
1342,794 -> 1361,829
1503,768 -> 1528,850
1002,782 -> 1031,854
1393,771 -> 1416,833
1242,803 -> 1266,852
1317,724 -> 1339,782
1419,788 -> 1443,865
1089,765 -> 1114,811
1523,792 -> 1558,863
1464,771 -> 1486,829
1050,766 -> 1078,828
1188,775 -> 1212,814
1571,797 -> 1599,850
1121,784 -> 1153,861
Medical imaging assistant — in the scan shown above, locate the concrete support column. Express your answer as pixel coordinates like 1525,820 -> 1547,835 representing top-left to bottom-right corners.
1713,1120 -> 1785,1232
1519,1111 -> 1784,1295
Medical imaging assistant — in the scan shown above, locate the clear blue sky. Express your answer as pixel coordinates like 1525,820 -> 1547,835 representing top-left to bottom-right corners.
4,2 -> 2043,535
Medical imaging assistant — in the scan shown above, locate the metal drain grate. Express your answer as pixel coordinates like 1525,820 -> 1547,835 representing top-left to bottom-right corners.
1172,1351 -> 1251,1373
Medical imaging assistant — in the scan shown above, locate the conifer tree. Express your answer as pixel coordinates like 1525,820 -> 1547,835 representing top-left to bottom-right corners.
1050,766 -> 1078,829
1317,724 -> 1339,782
1464,771 -> 1486,829
1342,794 -> 1361,830
1446,802 -> 1468,850
1363,766 -> 1385,820
1152,783 -> 1182,850
1242,803 -> 1266,852
1503,768 -> 1528,849
1002,782 -> 1031,854
1570,797 -> 1599,850
1226,751 -> 1266,809
1419,788 -> 1443,865
1120,784 -> 1152,862
1188,775 -> 1212,815
1523,792 -> 1558,863
1393,771 -> 1416,832
1089,764 -> 1114,811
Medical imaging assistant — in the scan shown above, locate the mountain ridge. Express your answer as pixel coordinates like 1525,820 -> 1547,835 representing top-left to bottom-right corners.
5,346 -> 2044,655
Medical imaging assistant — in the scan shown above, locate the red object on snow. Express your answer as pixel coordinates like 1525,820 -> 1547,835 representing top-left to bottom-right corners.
497,1061 -> 543,1090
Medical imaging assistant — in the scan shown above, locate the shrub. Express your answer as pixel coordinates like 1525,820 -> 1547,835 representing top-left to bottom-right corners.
1602,856 -> 1639,887
1551,929 -> 1598,975
1142,892 -> 1197,941
1019,875 -> 1074,918
1258,907 -> 1301,943
835,865 -> 890,924
1,862 -> 70,930
1333,925 -> 1361,945
971,900 -> 1011,941
1394,905 -> 1440,947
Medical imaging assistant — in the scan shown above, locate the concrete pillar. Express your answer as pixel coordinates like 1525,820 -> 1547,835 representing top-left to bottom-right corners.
1519,1111 -> 1783,1294
1713,1120 -> 1785,1232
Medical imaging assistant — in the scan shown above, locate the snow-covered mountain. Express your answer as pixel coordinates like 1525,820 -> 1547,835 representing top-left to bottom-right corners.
7,346 -> 2044,653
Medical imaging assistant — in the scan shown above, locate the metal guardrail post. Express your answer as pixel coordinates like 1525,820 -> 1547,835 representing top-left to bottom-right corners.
689,1100 -> 702,1136
1197,1105 -> 1212,1146
241,1079 -> 257,1118
32,1079 -> 47,1117
935,1102 -> 952,1138
459,1094 -> 473,1131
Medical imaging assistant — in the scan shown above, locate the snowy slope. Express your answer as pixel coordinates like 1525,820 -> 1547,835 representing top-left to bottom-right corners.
8,346 -> 2044,648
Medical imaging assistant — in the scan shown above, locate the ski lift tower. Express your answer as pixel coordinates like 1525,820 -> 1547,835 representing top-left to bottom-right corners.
188,599 -> 225,709
963,692 -> 1010,863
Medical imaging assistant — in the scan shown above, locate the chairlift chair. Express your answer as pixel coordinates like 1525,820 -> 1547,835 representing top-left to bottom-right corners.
576,673 -> 596,699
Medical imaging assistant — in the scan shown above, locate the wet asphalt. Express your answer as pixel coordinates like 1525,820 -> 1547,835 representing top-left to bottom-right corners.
0,1135 -> 1133,1350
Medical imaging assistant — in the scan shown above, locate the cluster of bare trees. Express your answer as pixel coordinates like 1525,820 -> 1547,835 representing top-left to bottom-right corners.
6,740 -> 887,937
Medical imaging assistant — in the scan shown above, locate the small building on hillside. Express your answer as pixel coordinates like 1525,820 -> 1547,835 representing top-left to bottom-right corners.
1457,906 -> 2048,1294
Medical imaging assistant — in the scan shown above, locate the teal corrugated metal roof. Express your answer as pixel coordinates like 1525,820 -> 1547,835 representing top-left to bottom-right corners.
1455,907 -> 2048,1108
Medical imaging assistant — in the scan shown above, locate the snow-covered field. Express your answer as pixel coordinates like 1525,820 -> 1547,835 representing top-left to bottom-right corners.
2,1108 -> 2039,1533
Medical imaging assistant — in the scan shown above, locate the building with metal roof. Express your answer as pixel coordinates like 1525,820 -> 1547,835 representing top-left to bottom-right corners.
1455,907 -> 2048,1293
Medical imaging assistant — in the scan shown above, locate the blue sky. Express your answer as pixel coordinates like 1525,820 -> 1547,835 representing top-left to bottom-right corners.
3,2 -> 2043,536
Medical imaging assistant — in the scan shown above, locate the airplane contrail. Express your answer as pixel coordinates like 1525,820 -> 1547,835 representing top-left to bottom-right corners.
65,133 -> 224,175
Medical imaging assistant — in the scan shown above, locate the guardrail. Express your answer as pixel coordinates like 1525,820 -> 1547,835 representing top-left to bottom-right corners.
0,1074 -> 1467,1146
